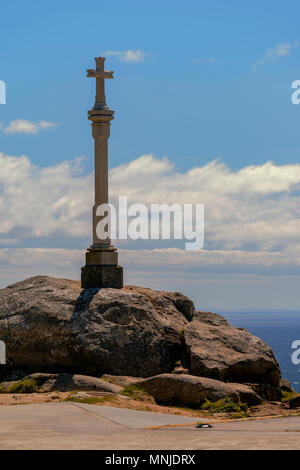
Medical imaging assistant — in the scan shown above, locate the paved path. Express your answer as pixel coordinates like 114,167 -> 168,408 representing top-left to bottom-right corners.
75,403 -> 208,428
0,402 -> 300,449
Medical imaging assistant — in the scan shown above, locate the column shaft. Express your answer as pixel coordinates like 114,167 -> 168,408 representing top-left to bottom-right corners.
94,135 -> 108,204
92,123 -> 111,248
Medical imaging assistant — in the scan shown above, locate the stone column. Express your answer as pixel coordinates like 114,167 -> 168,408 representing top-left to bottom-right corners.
81,57 -> 123,289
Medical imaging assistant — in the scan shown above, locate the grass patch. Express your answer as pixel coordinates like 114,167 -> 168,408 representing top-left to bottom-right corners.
281,390 -> 298,403
121,385 -> 151,401
230,411 -> 249,419
142,405 -> 152,412
201,397 -> 248,413
7,379 -> 39,394
121,385 -> 145,399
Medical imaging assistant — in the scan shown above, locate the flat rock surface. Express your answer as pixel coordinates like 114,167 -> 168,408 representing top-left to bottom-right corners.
0,372 -> 122,393
0,403 -> 300,450
100,374 -> 142,387
135,373 -> 239,406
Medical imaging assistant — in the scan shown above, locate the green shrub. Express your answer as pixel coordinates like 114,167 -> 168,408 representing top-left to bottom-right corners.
121,385 -> 148,400
7,379 -> 39,394
238,401 -> 248,412
231,411 -> 249,419
201,397 -> 248,413
281,390 -> 298,403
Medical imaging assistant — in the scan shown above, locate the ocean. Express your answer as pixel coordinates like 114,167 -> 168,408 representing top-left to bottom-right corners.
221,311 -> 300,393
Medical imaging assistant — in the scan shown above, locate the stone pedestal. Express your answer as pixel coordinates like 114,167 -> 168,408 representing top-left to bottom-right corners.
81,264 -> 123,289
81,248 -> 123,289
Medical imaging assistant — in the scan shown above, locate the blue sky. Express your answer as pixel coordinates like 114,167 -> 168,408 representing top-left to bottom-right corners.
1,0 -> 300,171
1,1 -> 300,311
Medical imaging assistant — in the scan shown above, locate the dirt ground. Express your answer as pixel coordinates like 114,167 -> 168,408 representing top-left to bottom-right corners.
0,392 -> 70,406
0,391 -> 299,421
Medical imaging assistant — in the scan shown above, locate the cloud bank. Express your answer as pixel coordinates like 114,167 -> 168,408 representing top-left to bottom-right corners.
0,151 -> 300,261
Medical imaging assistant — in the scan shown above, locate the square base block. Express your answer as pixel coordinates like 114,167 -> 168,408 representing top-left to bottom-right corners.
86,250 -> 118,265
81,264 -> 123,289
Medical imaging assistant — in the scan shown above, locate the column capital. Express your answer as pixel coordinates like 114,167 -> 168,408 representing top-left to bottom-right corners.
88,108 -> 114,123
92,124 -> 110,139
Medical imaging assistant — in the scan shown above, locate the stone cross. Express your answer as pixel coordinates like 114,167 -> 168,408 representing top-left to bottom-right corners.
81,57 -> 123,289
87,57 -> 113,110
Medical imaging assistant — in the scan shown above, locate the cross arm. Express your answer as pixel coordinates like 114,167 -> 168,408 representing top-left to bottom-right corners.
87,69 -> 96,77
86,69 -> 114,79
104,71 -> 114,79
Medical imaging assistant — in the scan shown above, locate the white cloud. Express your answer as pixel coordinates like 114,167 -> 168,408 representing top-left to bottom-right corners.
0,154 -> 300,255
3,119 -> 57,135
2,152 -> 300,254
0,152 -> 91,239
104,49 -> 149,63
110,155 -> 300,255
253,42 -> 300,69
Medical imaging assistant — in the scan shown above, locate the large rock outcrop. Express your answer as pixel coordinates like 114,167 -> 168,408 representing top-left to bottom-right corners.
184,311 -> 280,385
0,276 -> 281,385
0,276 -> 190,377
